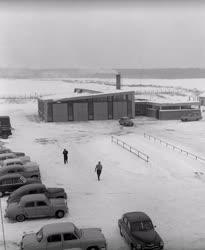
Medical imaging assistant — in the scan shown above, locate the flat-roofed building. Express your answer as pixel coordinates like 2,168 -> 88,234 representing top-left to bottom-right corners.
38,90 -> 135,122
135,100 -> 201,120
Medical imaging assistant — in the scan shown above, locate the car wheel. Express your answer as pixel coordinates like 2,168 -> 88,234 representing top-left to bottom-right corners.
119,226 -> 123,237
55,210 -> 64,218
16,214 -> 25,222
31,175 -> 38,179
87,247 -> 99,250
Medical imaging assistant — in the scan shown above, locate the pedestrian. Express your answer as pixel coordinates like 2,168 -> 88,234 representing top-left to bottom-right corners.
95,161 -> 102,181
63,148 -> 68,164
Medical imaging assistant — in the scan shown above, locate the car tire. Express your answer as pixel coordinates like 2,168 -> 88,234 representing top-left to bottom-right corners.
31,175 -> 38,179
119,227 -> 123,237
55,210 -> 64,218
87,247 -> 99,250
16,214 -> 25,222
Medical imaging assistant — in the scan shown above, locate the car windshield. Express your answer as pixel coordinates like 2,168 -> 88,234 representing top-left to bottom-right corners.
36,228 -> 43,242
131,221 -> 153,232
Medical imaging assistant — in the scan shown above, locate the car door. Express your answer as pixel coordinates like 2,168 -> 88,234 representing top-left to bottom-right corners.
35,200 -> 51,217
62,233 -> 81,249
46,234 -> 63,250
23,201 -> 36,218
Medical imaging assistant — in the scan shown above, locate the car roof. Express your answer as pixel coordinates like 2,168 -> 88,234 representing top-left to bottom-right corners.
20,193 -> 47,202
42,222 -> 75,235
0,173 -> 23,180
0,153 -> 15,158
3,158 -> 22,164
12,183 -> 45,194
123,212 -> 151,222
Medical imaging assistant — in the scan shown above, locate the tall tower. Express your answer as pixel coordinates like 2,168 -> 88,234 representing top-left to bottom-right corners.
116,73 -> 121,90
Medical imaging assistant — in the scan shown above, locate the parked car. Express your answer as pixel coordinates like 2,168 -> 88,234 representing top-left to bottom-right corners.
0,164 -> 41,180
0,173 -> 41,196
2,158 -> 38,167
0,116 -> 12,139
7,183 -> 67,204
5,193 -> 68,222
0,153 -> 30,166
181,114 -> 202,122
0,147 -> 12,155
119,117 -> 134,127
20,221 -> 107,250
118,212 -> 164,250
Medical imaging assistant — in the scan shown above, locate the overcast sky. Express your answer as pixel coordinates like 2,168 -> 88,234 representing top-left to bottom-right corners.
0,0 -> 205,69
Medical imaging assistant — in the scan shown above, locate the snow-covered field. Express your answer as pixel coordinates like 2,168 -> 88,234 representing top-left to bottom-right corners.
0,78 -> 205,250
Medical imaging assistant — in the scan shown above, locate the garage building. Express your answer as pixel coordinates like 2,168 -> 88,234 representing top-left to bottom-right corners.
38,90 -> 135,122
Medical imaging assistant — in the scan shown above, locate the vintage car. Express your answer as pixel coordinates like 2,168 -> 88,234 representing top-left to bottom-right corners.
0,173 -> 41,196
118,212 -> 164,250
0,164 -> 41,179
119,117 -> 134,127
20,221 -> 107,250
7,183 -> 67,204
181,114 -> 202,122
2,158 -> 38,168
5,193 -> 68,222
0,147 -> 12,154
0,153 -> 30,166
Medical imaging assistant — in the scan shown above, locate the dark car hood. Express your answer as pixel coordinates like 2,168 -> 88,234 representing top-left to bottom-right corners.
132,230 -> 160,243
47,187 -> 65,193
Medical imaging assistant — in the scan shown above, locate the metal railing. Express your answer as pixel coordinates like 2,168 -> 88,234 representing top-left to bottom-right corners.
111,136 -> 149,162
144,133 -> 205,162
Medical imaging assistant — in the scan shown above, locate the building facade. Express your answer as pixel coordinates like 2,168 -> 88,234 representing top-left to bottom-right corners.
38,91 -> 135,122
135,101 -> 201,120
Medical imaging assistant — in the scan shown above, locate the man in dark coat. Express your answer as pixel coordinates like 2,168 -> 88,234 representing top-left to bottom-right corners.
95,161 -> 102,181
63,149 -> 68,164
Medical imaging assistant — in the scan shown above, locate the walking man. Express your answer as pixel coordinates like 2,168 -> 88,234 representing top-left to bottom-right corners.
63,148 -> 68,164
95,161 -> 102,181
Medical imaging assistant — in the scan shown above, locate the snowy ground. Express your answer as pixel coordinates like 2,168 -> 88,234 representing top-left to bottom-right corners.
0,79 -> 205,250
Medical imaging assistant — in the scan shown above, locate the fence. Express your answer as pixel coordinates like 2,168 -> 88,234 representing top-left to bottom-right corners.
111,136 -> 149,162
0,94 -> 42,100
144,133 -> 205,162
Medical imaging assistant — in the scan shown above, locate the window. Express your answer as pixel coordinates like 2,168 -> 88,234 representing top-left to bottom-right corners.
63,233 -> 77,241
25,202 -> 35,208
12,177 -> 24,184
123,217 -> 128,224
29,190 -> 38,194
47,234 -> 61,243
8,170 -> 15,174
2,179 -> 12,185
36,201 -> 47,206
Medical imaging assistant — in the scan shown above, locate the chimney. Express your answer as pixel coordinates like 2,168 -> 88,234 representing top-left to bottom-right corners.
116,73 -> 121,90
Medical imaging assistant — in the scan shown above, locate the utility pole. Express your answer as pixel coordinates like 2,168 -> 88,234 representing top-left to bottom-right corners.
0,194 -> 6,250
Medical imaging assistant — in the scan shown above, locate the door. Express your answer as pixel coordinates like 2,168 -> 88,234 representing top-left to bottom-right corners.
23,201 -> 36,218
53,103 -> 68,122
62,233 -> 81,250
47,234 -> 63,250
35,200 -> 51,217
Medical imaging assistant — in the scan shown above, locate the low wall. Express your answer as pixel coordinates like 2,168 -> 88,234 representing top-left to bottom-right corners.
159,109 -> 201,120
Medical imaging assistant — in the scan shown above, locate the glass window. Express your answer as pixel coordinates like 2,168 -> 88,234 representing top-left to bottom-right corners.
8,170 -> 15,173
2,179 -> 12,185
25,202 -> 35,208
47,234 -> 61,243
63,233 -> 77,241
29,190 -> 37,194
36,201 -> 47,206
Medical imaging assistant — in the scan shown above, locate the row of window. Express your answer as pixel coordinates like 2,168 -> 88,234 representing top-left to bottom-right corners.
47,233 -> 78,243
0,177 -> 24,185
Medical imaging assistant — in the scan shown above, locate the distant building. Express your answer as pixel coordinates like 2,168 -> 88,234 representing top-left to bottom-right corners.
135,100 -> 201,120
199,93 -> 205,106
38,90 -> 135,122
